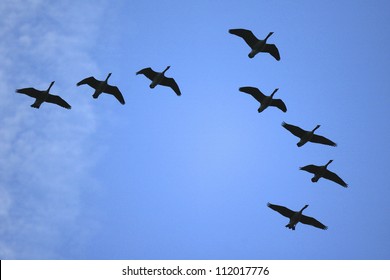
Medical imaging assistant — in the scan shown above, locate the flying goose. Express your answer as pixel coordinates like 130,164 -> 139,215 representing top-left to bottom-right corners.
281,122 -> 337,147
136,66 -> 181,96
239,87 -> 287,113
267,203 -> 328,230
16,81 -> 71,109
229,29 -> 280,60
300,160 -> 348,188
76,73 -> 125,105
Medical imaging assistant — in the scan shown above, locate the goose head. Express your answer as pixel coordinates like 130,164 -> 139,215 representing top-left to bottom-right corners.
47,81 -> 55,92
162,66 -> 171,74
312,125 -> 321,133
106,73 -> 112,81
265,32 -> 274,41
300,205 -> 309,213
325,159 -> 333,167
270,88 -> 279,98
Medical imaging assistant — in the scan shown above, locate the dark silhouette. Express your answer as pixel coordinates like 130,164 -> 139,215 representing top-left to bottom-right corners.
239,87 -> 287,113
300,160 -> 348,188
229,29 -> 280,60
76,73 -> 125,105
282,122 -> 337,147
136,66 -> 181,96
16,81 -> 71,109
267,203 -> 328,230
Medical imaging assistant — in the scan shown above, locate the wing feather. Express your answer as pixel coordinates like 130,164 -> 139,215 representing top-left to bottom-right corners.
300,164 -> 321,174
160,77 -> 181,96
263,44 -> 280,61
300,214 -> 328,230
267,203 -> 294,218
282,122 -> 306,138
77,77 -> 100,89
136,67 -> 158,81
16,87 -> 42,99
229,28 -> 259,49
322,170 -> 348,188
46,94 -> 71,109
311,134 -> 337,147
270,98 -> 287,112
239,86 -> 265,103
104,85 -> 125,104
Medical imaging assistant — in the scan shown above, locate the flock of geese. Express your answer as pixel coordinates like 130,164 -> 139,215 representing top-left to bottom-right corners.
15,28 -> 347,232
15,65 -> 181,108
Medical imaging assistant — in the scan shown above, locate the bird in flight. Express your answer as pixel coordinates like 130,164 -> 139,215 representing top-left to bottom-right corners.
136,66 -> 181,96
267,203 -> 328,230
77,73 -> 125,105
229,29 -> 280,60
16,81 -> 71,109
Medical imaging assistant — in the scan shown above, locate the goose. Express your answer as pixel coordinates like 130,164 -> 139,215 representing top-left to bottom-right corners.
300,160 -> 348,188
228,29 -> 280,60
267,203 -> 328,230
76,73 -> 125,105
16,81 -> 71,109
136,66 -> 181,96
281,122 -> 337,147
239,87 -> 287,113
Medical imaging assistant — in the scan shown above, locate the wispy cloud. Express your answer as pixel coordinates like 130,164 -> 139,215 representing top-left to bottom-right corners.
0,0 -> 106,259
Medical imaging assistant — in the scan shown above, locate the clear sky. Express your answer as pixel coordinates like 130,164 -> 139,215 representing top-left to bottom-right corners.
0,0 -> 389,260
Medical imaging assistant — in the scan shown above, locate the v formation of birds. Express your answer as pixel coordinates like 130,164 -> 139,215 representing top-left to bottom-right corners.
15,28 -> 348,232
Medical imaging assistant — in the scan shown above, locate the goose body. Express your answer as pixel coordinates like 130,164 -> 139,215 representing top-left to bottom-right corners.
136,66 -> 181,96
76,73 -> 125,105
239,87 -> 287,113
16,81 -> 71,109
282,122 -> 337,147
267,203 -> 327,230
229,29 -> 280,60
300,160 -> 348,188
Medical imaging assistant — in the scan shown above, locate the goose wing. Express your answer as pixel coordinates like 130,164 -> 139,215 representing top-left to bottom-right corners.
16,87 -> 42,99
77,76 -> 100,89
263,44 -> 280,61
310,134 -> 337,147
229,28 -> 259,49
267,203 -> 295,218
300,214 -> 328,230
46,94 -> 71,109
104,85 -> 125,104
239,86 -> 266,103
136,67 -> 158,81
322,170 -> 348,188
270,98 -> 287,112
299,164 -> 321,174
159,77 -> 181,96
282,122 -> 306,138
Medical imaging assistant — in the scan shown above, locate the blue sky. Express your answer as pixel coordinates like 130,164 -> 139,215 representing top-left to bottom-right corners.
0,0 -> 389,259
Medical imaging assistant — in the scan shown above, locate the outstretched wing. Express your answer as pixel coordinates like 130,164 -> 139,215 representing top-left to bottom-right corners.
160,77 -> 181,96
16,87 -> 42,99
311,134 -> 337,147
299,164 -> 321,174
263,44 -> 280,61
229,28 -> 259,49
239,86 -> 266,103
282,122 -> 306,138
104,85 -> 125,104
46,94 -> 71,109
322,170 -> 348,188
270,98 -> 287,112
136,67 -> 158,81
300,214 -> 328,230
267,203 -> 294,218
77,76 -> 100,89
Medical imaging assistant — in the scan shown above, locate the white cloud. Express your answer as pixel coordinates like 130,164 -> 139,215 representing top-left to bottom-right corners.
0,0 -> 106,259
